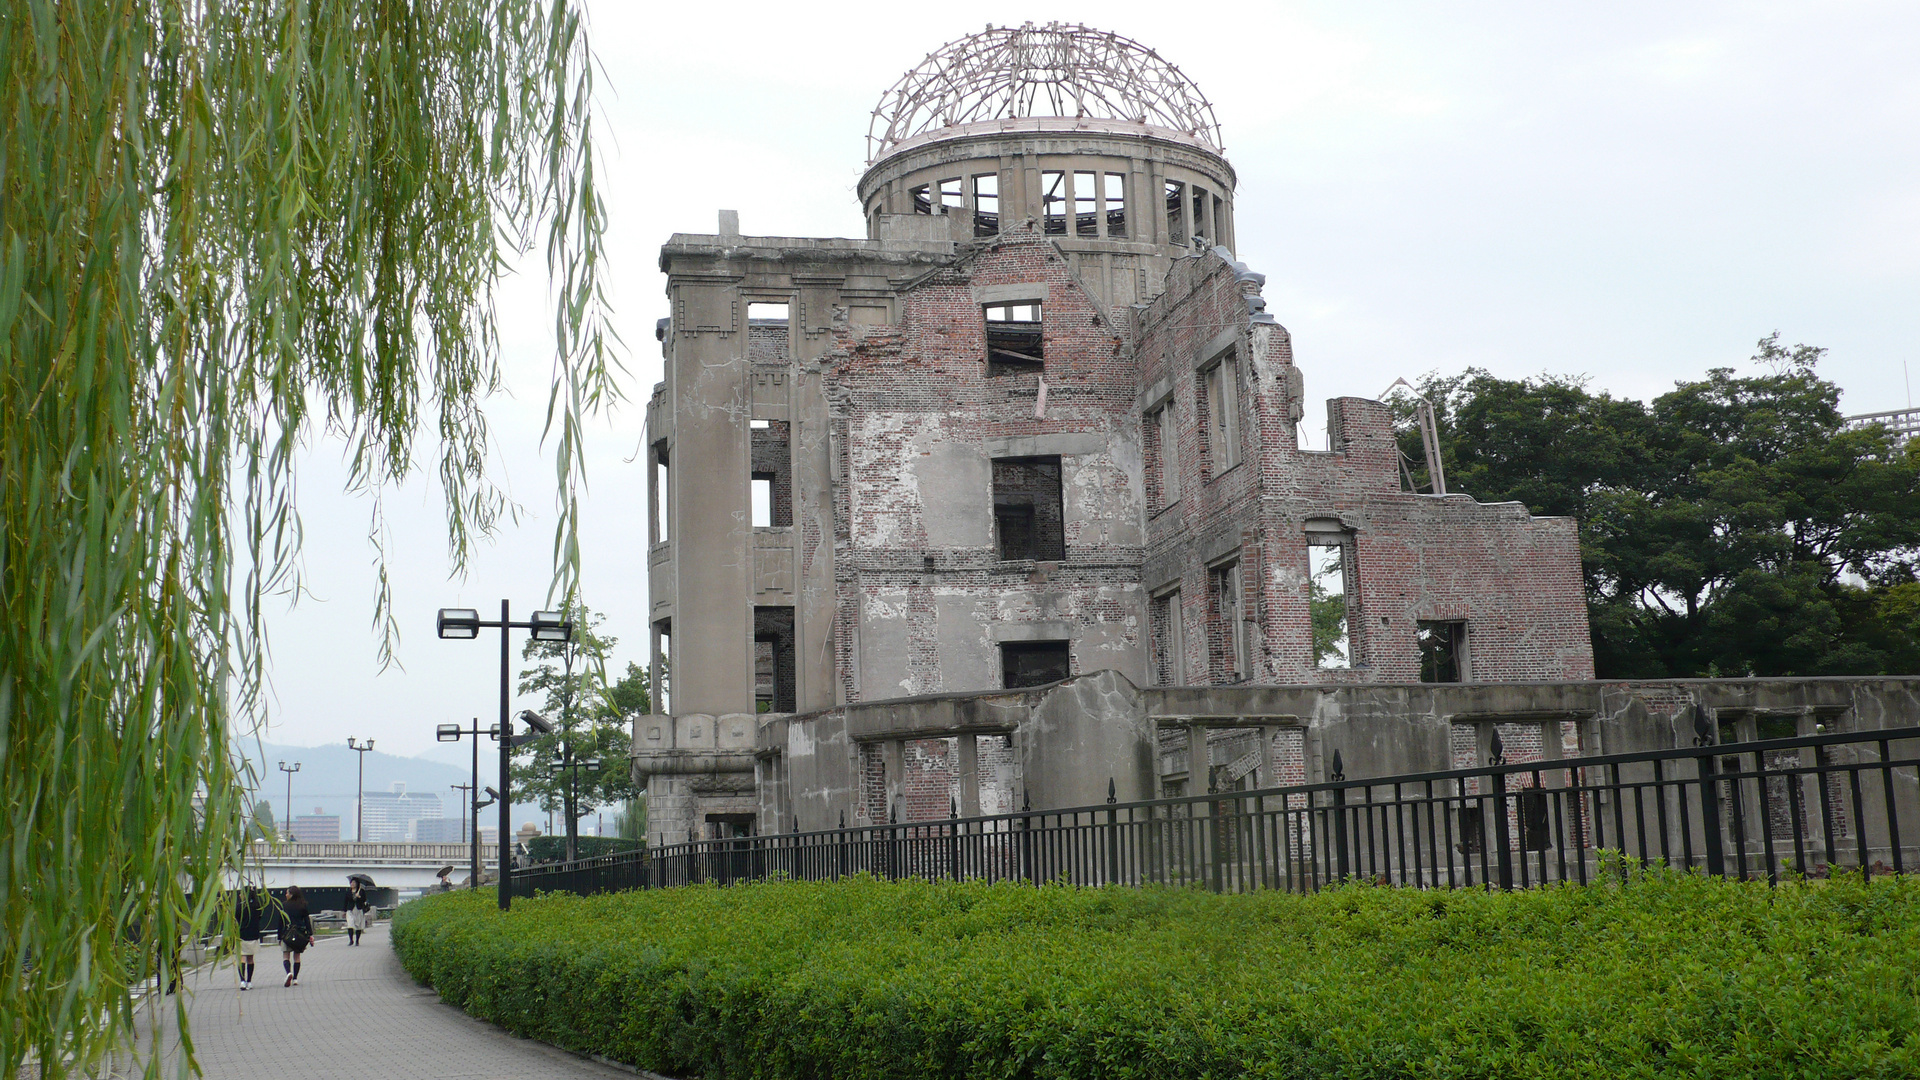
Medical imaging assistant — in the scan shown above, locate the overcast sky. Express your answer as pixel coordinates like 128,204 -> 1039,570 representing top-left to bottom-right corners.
256,0 -> 1920,768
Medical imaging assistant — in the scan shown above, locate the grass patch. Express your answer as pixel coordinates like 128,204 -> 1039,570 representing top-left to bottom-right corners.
391,869 -> 1920,1078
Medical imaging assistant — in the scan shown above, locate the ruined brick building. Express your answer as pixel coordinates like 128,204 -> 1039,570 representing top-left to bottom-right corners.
630,24 -> 1817,847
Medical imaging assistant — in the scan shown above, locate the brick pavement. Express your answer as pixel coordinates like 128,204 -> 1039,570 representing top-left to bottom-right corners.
116,924 -> 668,1080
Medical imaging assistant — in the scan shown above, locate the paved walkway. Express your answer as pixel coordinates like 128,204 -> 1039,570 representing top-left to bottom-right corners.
117,924 -> 662,1079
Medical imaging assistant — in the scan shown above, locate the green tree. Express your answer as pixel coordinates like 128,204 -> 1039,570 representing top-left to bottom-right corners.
248,800 -> 278,845
513,607 -> 642,861
2,3 -> 608,1075
1405,335 -> 1920,677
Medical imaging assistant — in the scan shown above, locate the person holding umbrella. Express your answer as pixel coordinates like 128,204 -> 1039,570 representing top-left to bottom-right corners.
344,874 -> 374,945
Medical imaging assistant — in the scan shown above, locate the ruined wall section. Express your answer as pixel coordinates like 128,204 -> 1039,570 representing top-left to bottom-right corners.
822,230 -> 1149,702
1135,250 -> 1295,686
1134,248 -> 1594,688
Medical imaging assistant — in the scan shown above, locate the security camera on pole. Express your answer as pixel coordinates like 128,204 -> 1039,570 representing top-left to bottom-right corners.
436,602 -> 570,911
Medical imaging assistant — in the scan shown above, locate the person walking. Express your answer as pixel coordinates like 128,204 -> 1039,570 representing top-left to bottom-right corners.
344,881 -> 372,945
235,886 -> 265,990
277,886 -> 314,986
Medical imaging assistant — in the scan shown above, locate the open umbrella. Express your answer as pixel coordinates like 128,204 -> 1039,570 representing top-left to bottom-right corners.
347,873 -> 375,887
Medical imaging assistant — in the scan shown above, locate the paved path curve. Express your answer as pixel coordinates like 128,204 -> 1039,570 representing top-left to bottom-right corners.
121,923 -> 662,1079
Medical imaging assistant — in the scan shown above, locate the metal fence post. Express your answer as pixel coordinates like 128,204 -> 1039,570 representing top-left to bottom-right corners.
1330,750 -> 1350,883
1489,732 -> 1513,890
1692,707 -> 1726,878
1105,778 -> 1119,887
1019,788 -> 1034,884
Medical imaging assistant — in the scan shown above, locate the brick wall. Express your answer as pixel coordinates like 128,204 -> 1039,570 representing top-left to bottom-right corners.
822,229 -> 1147,700
1133,248 -> 1593,687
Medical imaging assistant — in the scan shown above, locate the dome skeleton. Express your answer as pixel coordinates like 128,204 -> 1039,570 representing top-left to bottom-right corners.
868,22 -> 1224,163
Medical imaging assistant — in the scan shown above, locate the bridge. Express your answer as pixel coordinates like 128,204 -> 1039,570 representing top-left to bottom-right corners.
234,840 -> 500,892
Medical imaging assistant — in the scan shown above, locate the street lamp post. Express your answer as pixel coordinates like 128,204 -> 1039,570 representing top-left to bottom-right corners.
347,737 -> 375,842
277,761 -> 301,841
436,601 -> 570,911
436,718 -> 500,890
549,756 -> 603,863
451,782 -> 473,855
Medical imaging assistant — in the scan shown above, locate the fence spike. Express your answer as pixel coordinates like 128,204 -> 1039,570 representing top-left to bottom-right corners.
1490,729 -> 1505,766
1330,748 -> 1345,782
950,796 -> 958,818
890,801 -> 898,824
1692,702 -> 1714,746
1107,777 -> 1116,804
1022,787 -> 1031,812
838,810 -> 845,830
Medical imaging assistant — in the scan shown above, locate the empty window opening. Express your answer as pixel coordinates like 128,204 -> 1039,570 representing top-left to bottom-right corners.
1105,173 -> 1128,237
651,443 -> 670,543
753,606 -> 796,713
910,183 -> 932,214
1200,353 -> 1243,476
1191,186 -> 1211,241
1041,170 -> 1067,234
938,177 -> 963,209
747,302 -> 789,362
1001,640 -> 1070,689
749,419 -> 792,528
706,813 -> 755,840
1208,560 -> 1246,683
1418,620 -> 1467,683
1212,194 -> 1226,244
984,301 -> 1044,375
1146,403 -> 1180,512
652,619 -> 672,715
992,455 -> 1065,561
1151,590 -> 1183,686
1309,542 -> 1351,669
1075,171 -> 1099,236
1166,180 -> 1187,243
972,173 -> 999,236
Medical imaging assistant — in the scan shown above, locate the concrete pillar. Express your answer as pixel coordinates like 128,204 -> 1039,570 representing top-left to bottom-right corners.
958,734 -> 980,817
1187,724 -> 1208,795
883,739 -> 905,822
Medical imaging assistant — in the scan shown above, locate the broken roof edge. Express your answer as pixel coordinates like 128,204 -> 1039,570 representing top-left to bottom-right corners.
657,232 -> 960,273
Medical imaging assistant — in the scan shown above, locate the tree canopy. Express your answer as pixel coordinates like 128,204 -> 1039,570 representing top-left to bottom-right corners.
2,3 -> 608,1075
511,607 -> 646,861
1397,335 -> 1920,678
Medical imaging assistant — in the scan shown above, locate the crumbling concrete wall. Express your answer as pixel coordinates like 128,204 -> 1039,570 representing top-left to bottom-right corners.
757,670 -> 1920,832
823,229 -> 1149,703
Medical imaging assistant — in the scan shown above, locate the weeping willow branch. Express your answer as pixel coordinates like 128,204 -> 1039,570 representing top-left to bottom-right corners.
0,2 -> 611,1075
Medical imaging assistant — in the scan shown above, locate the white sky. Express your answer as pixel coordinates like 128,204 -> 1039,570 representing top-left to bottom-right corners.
259,0 -> 1920,763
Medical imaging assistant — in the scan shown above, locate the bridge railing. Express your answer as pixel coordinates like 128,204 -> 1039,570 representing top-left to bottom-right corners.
512,725 -> 1920,900
244,840 -> 499,863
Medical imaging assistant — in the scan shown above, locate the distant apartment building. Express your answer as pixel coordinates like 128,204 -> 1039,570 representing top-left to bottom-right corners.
410,817 -> 468,843
358,783 -> 444,842
289,807 -> 341,842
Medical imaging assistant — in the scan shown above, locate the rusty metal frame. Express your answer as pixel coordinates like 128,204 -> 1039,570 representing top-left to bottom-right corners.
869,22 -> 1223,163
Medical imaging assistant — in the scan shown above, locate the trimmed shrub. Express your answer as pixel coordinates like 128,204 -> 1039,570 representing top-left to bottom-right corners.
524,835 -> 643,863
391,870 -> 1920,1078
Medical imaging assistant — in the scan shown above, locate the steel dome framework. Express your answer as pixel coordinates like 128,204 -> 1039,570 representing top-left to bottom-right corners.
868,22 -> 1223,163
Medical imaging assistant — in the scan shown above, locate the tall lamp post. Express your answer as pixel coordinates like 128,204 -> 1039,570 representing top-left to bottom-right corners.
436,718 -> 500,890
550,756 -> 602,863
277,761 -> 301,841
347,737 -> 375,842
451,782 -> 473,854
436,602 -> 570,910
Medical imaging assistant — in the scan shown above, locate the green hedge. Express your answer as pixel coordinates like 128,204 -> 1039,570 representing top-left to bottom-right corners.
391,871 -> 1920,1078
523,835 -> 643,863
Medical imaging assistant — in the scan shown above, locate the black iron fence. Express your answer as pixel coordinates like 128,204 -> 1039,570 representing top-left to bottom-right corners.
512,723 -> 1919,900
